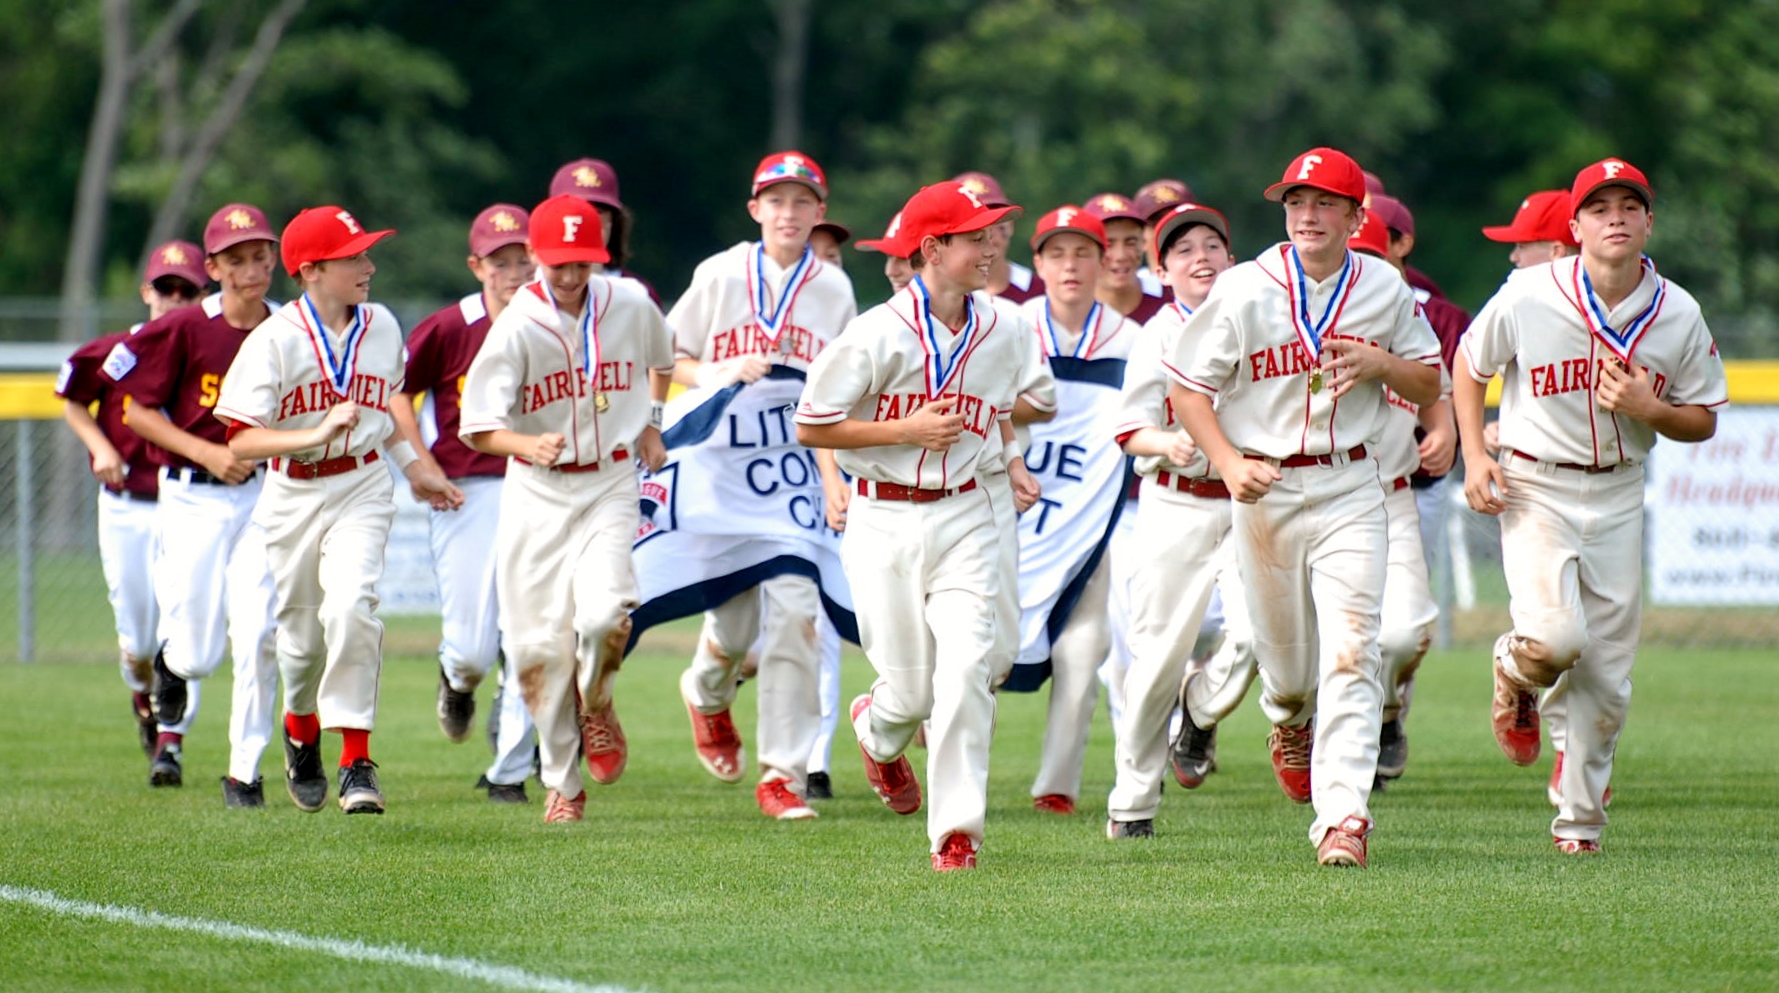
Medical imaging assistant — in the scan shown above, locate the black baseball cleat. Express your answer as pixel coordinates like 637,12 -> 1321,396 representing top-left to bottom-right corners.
221,776 -> 265,808
283,727 -> 327,812
437,667 -> 476,743
1377,717 -> 1408,782
132,692 -> 157,757
338,759 -> 385,815
1169,712 -> 1218,790
149,742 -> 183,787
1106,818 -> 1156,840
151,649 -> 187,727
805,771 -> 834,801
474,774 -> 528,804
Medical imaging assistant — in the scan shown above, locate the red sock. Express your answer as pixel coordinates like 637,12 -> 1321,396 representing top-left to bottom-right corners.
285,712 -> 321,746
155,731 -> 182,750
337,728 -> 370,767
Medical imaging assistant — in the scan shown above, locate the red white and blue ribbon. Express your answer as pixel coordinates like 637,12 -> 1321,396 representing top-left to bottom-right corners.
1573,255 -> 1664,364
298,293 -> 367,397
1041,300 -> 1104,359
911,275 -> 977,397
1171,299 -> 1195,323
747,242 -> 815,350
1282,245 -> 1357,363
539,279 -> 600,380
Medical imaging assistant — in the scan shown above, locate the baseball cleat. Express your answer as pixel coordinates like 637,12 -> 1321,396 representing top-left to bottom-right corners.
1170,706 -> 1217,790
131,692 -> 157,758
436,668 -> 476,744
1032,794 -> 1076,815
221,776 -> 265,809
804,771 -> 833,800
1376,717 -> 1408,781
1317,816 -> 1371,868
1547,752 -> 1612,809
283,727 -> 327,813
337,759 -> 385,815
1106,818 -> 1155,840
579,703 -> 628,785
850,694 -> 921,815
149,742 -> 183,787
1267,723 -> 1314,803
756,780 -> 818,820
543,788 -> 585,823
475,774 -> 528,804
932,832 -> 978,871
1491,634 -> 1542,766
1553,836 -> 1602,855
679,669 -> 744,783
150,649 -> 187,726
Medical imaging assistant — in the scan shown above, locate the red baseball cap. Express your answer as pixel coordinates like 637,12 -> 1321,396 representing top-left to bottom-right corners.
549,158 -> 624,211
1133,179 -> 1193,223
1030,206 -> 1107,252
1264,147 -> 1367,204
1368,194 -> 1415,237
752,151 -> 828,200
951,172 -> 1011,207
469,204 -> 530,258
855,211 -> 910,255
1570,157 -> 1653,214
899,181 -> 1022,247
1348,208 -> 1392,258
1150,202 -> 1231,262
812,221 -> 851,245
203,203 -> 278,255
1083,192 -> 1145,225
1481,190 -> 1579,246
279,207 -> 394,277
143,240 -> 208,288
528,194 -> 610,266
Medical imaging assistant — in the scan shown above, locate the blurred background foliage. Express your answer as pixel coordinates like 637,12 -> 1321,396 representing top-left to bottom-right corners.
2,0 -> 1774,353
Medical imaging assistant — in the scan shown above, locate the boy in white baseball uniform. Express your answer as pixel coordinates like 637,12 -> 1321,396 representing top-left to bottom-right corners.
57,241 -> 206,760
460,194 -> 673,824
1014,206 -> 1138,816
1457,159 -> 1726,854
666,151 -> 857,821
396,204 -> 539,802
105,205 -> 283,805
1169,148 -> 1441,868
796,180 -> 1041,871
1106,203 -> 1258,839
217,206 -> 455,815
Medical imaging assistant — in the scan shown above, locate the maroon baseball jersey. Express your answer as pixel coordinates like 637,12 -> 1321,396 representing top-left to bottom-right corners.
56,326 -> 160,498
1405,265 -> 1445,302
405,294 -> 507,478
1122,293 -> 1166,326
100,294 -> 272,470
1419,292 -> 1470,372
996,262 -> 1047,304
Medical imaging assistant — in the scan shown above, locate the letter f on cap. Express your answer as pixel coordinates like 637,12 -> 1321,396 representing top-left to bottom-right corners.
1296,155 -> 1324,181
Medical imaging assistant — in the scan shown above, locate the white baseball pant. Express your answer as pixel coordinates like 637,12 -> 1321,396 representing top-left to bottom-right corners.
1234,456 -> 1387,847
807,614 -> 842,775
432,476 -> 503,691
1097,498 -> 1138,730
1495,460 -> 1643,843
845,486 -> 999,853
1379,482 -> 1437,720
1031,555 -> 1110,802
154,469 -> 278,780
497,460 -> 640,801
684,573 -> 823,787
98,489 -> 159,690
981,469 -> 1020,686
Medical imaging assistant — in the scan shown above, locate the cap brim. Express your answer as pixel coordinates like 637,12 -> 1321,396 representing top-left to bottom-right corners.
1032,225 -> 1105,253
555,188 -> 626,211
1155,209 -> 1230,251
470,234 -> 529,257
1263,180 -> 1361,204
206,232 -> 278,255
320,229 -> 396,262
532,244 -> 611,266
1480,223 -> 1532,243
752,178 -> 828,201
932,204 -> 1021,239
855,238 -> 891,254
1572,180 -> 1652,215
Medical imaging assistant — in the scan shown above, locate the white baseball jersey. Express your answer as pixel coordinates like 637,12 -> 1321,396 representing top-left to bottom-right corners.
215,299 -> 406,456
667,241 -> 857,372
1118,303 -> 1213,479
460,277 -> 675,465
1017,297 -> 1139,363
796,286 -> 1024,490
1462,257 -> 1728,465
1169,246 -> 1442,458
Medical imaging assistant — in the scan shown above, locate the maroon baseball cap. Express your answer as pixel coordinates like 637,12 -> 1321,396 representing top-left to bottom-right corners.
1363,170 -> 1387,197
528,194 -> 609,266
812,221 -> 851,245
1570,157 -> 1653,214
1368,194 -> 1415,238
1264,148 -> 1367,204
1083,192 -> 1145,226
1482,190 -> 1579,245
1133,179 -> 1193,223
899,181 -> 1021,246
469,204 -> 530,257
279,207 -> 395,277
951,172 -> 1011,208
203,203 -> 278,255
1149,203 -> 1231,262
1030,206 -> 1107,252
143,240 -> 208,288
549,158 -> 624,211
752,151 -> 828,200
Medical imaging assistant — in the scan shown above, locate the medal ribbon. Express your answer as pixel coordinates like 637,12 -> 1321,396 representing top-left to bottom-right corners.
911,275 -> 978,397
1171,299 -> 1194,322
1573,255 -> 1664,364
298,293 -> 367,397
1041,300 -> 1103,359
539,279 -> 600,382
749,242 -> 815,349
1282,245 -> 1356,365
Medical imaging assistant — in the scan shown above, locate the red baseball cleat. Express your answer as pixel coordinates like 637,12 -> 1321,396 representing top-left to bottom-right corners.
1553,836 -> 1601,855
1032,794 -> 1076,815
1317,815 -> 1371,868
756,779 -> 818,820
544,788 -> 585,823
932,832 -> 978,871
680,672 -> 745,783
580,703 -> 628,785
850,694 -> 921,815
1491,635 -> 1541,766
1267,723 -> 1313,803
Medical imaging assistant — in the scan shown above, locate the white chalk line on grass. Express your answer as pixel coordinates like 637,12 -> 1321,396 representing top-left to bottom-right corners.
1,885 -> 642,993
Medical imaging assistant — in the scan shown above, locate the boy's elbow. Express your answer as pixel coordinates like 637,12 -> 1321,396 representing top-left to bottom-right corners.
795,424 -> 819,447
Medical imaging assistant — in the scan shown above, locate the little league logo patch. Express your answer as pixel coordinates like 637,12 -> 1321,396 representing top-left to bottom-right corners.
635,462 -> 680,546
101,342 -> 138,381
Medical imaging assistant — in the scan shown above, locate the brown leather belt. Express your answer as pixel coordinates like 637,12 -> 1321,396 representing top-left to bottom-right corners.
1246,444 -> 1367,469
272,450 -> 380,480
520,449 -> 629,473
1507,449 -> 1624,474
1154,471 -> 1230,500
856,478 -> 979,503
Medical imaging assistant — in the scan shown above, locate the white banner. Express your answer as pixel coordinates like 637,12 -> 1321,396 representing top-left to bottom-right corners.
1647,407 -> 1779,605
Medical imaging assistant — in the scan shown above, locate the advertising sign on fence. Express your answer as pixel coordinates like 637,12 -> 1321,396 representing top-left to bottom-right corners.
1647,407 -> 1779,605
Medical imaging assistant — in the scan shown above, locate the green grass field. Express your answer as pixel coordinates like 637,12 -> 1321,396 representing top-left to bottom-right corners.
3,627 -> 1777,993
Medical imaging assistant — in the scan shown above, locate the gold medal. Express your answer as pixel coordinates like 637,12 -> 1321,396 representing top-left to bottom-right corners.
1309,370 -> 1324,394
778,333 -> 796,356
594,391 -> 610,413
